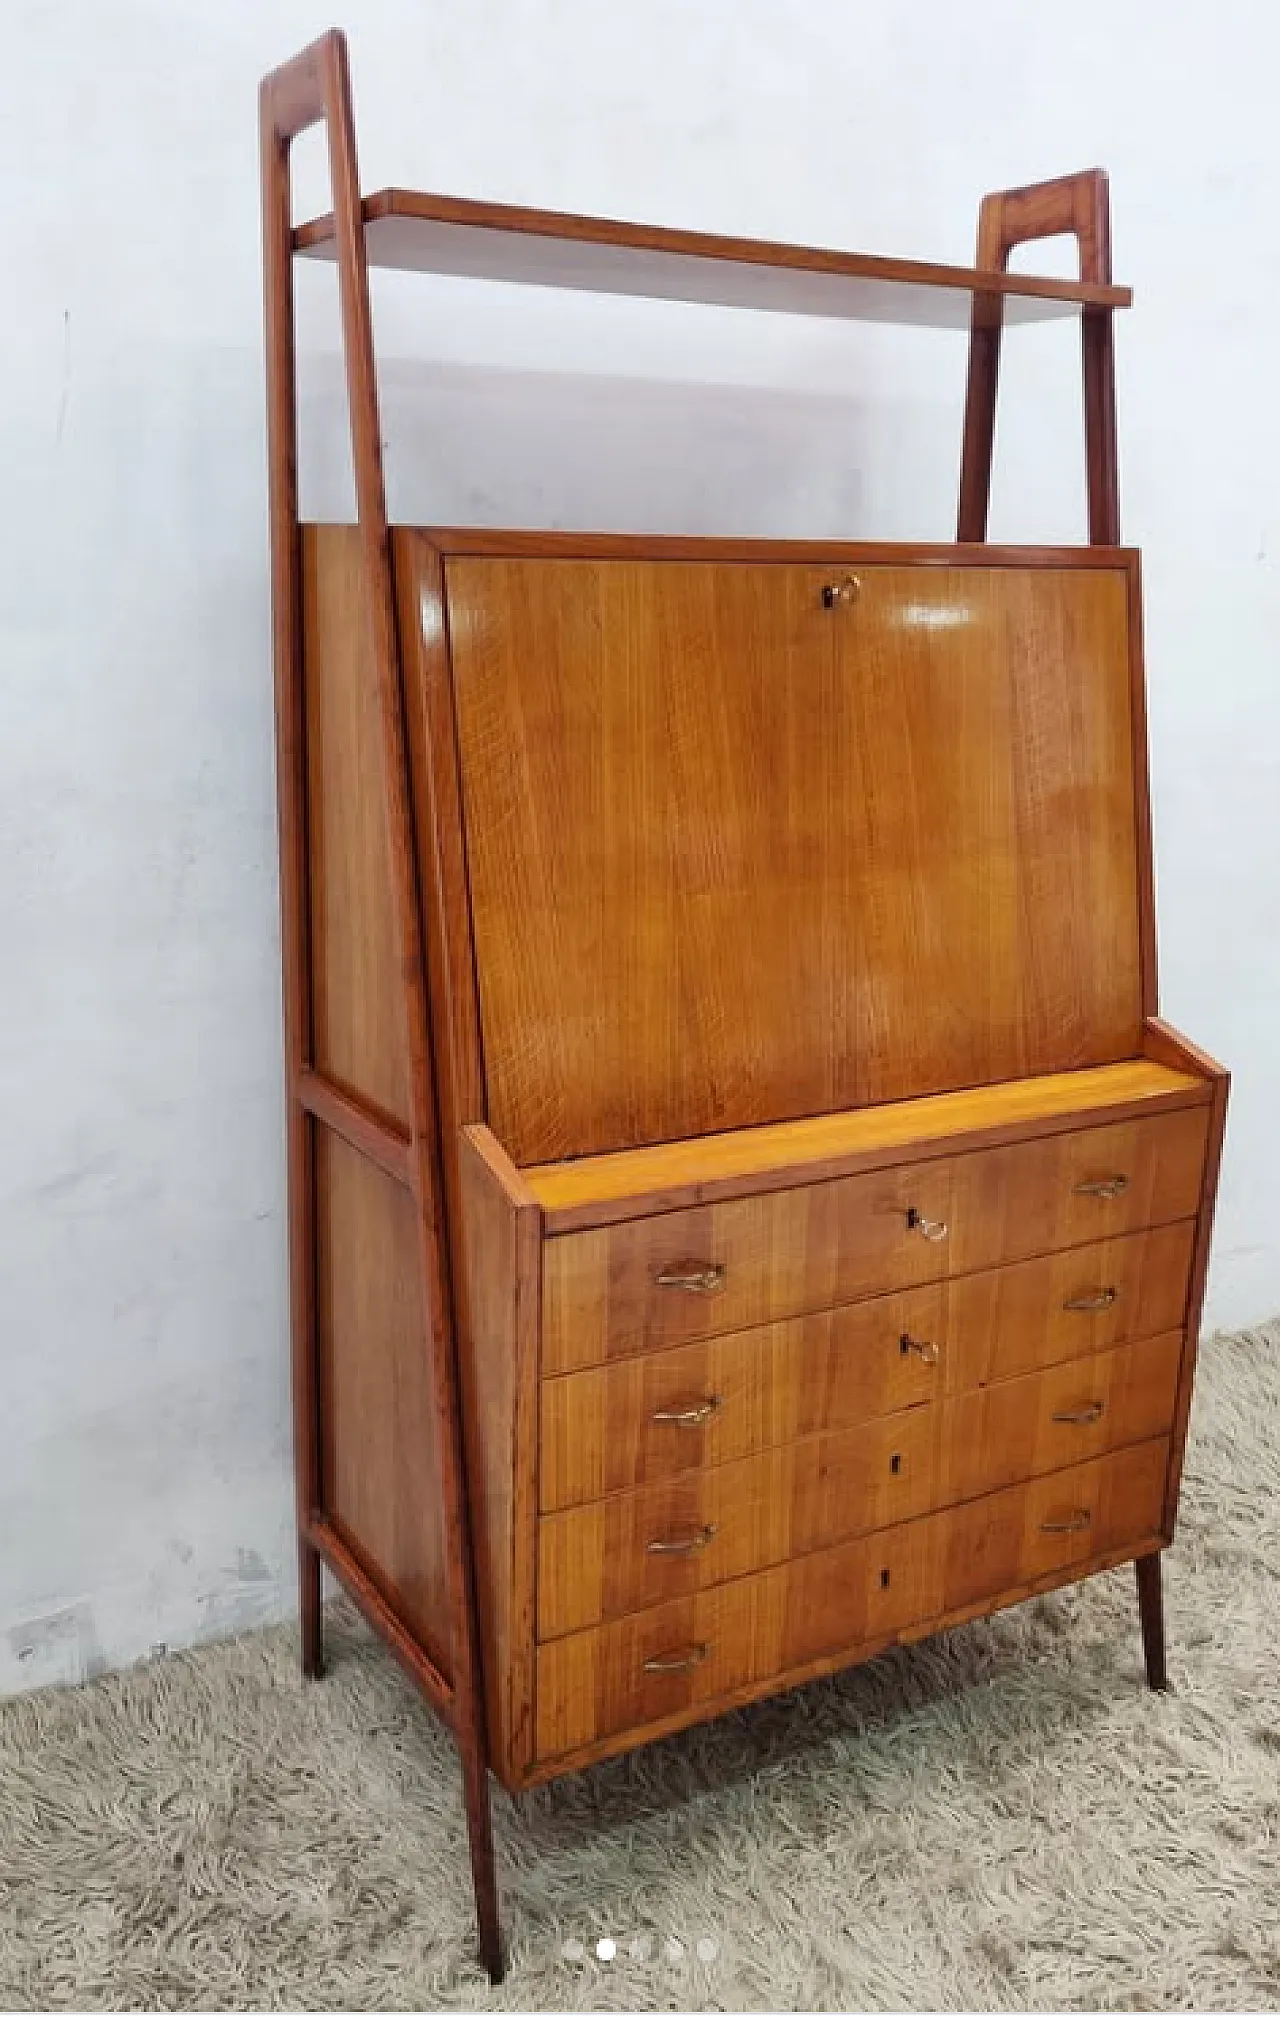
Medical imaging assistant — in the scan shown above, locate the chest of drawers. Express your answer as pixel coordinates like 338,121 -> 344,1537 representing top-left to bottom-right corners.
260,48 -> 1227,1973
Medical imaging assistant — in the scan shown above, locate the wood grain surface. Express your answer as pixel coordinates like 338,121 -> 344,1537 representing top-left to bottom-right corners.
541,1108 -> 1207,1373
534,1438 -> 1168,1759
448,558 -> 1145,1165
537,1330 -> 1180,1637
537,1220 -> 1194,1510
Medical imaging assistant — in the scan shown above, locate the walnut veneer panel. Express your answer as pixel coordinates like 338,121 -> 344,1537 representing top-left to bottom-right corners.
538,1331 -> 1181,1637
542,1109 -> 1207,1373
315,1130 -> 451,1677
301,526 -> 411,1125
538,1220 -> 1195,1510
535,1439 -> 1169,1760
448,557 -> 1144,1165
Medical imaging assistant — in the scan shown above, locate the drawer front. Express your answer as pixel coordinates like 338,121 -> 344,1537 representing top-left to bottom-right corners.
540,1106 -> 1208,1375
539,1285 -> 946,1512
537,1334 -> 1180,1638
538,1221 -> 1193,1510
535,1439 -> 1169,1761
542,1158 -> 951,1373
941,1219 -> 1195,1391
939,1329 -> 1182,1504
538,1406 -> 938,1639
947,1106 -> 1208,1275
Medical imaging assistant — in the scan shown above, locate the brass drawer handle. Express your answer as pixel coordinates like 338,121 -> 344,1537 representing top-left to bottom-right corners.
906,1208 -> 949,1243
653,1261 -> 727,1295
643,1643 -> 709,1675
1063,1287 -> 1118,1312
1051,1400 -> 1105,1425
1074,1175 -> 1130,1200
900,1333 -> 941,1366
651,1395 -> 724,1428
1041,1509 -> 1093,1534
821,574 -> 861,607
646,1524 -> 718,1556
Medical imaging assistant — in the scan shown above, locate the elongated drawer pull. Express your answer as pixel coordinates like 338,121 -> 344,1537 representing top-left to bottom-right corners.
1051,1401 -> 1106,1425
906,1208 -> 949,1243
651,1395 -> 724,1428
643,1643 -> 709,1675
1063,1287 -> 1118,1312
900,1333 -> 941,1366
646,1524 -> 718,1557
1074,1174 -> 1130,1200
1041,1508 -> 1093,1534
653,1261 -> 727,1294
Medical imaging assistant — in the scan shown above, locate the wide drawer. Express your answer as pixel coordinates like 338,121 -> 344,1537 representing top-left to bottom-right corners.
541,1106 -> 1208,1373
535,1438 -> 1169,1760
539,1220 -> 1195,1509
537,1331 -> 1181,1636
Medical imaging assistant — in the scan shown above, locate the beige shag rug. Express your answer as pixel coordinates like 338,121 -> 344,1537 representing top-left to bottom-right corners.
2,1323 -> 1279,2012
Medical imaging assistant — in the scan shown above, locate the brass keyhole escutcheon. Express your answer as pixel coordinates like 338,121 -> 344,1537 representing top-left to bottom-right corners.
822,574 -> 861,608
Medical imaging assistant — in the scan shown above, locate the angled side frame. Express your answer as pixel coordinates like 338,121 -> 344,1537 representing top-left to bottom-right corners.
259,29 -> 503,1981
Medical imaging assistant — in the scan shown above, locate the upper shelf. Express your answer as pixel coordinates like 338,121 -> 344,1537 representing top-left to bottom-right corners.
293,189 -> 1132,330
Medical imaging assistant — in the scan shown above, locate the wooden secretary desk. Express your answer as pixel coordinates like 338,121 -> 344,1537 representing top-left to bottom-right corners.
261,30 -> 1227,1980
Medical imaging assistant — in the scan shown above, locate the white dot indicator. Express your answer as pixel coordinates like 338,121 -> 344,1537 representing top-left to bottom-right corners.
596,1937 -> 617,1962
663,1936 -> 685,1963
697,1936 -> 719,1964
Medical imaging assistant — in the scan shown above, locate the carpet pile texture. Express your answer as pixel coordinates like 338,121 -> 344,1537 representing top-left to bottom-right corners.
2,1322 -> 1278,2011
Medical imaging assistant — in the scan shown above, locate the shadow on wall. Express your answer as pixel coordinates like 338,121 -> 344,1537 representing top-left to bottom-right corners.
298,353 -> 966,540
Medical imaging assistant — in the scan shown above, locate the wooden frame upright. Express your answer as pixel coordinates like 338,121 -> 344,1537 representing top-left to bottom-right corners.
260,29 -> 1227,1982
260,31 -> 502,1981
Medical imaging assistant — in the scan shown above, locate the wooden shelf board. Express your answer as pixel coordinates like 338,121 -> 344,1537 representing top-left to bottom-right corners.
518,1060 -> 1208,1231
294,188 -> 1132,328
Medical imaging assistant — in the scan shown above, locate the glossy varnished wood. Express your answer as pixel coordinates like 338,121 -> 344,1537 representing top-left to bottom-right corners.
294,185 -> 1132,326
451,556 -> 1145,1163
534,1439 -> 1169,1761
301,526 -> 412,1124
456,1129 -> 541,1783
541,1108 -> 1208,1373
523,1058 -> 1205,1230
538,1222 -> 1195,1511
314,1128 -> 453,1675
261,32 -> 502,1979
945,1106 -> 1208,1274
537,1331 -> 1181,1638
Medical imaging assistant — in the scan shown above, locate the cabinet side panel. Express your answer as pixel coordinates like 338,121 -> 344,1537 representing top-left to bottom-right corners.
301,524 -> 412,1125
458,1129 -> 539,1784
315,1128 -> 453,1679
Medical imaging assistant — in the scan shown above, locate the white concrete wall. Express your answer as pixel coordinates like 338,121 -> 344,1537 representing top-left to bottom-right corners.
2,0 -> 1276,1691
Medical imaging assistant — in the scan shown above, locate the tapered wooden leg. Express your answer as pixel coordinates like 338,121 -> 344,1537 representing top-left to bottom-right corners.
299,1535 -> 324,1680
1135,1550 -> 1168,1691
459,1735 -> 504,1981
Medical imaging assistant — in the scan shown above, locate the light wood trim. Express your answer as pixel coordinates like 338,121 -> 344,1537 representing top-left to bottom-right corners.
462,1123 -> 539,1209
522,1059 -> 1207,1230
293,185 -> 1131,326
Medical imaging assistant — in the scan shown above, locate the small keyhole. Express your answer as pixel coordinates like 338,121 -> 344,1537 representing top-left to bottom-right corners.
890,1453 -> 902,1475
880,1568 -> 891,1589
